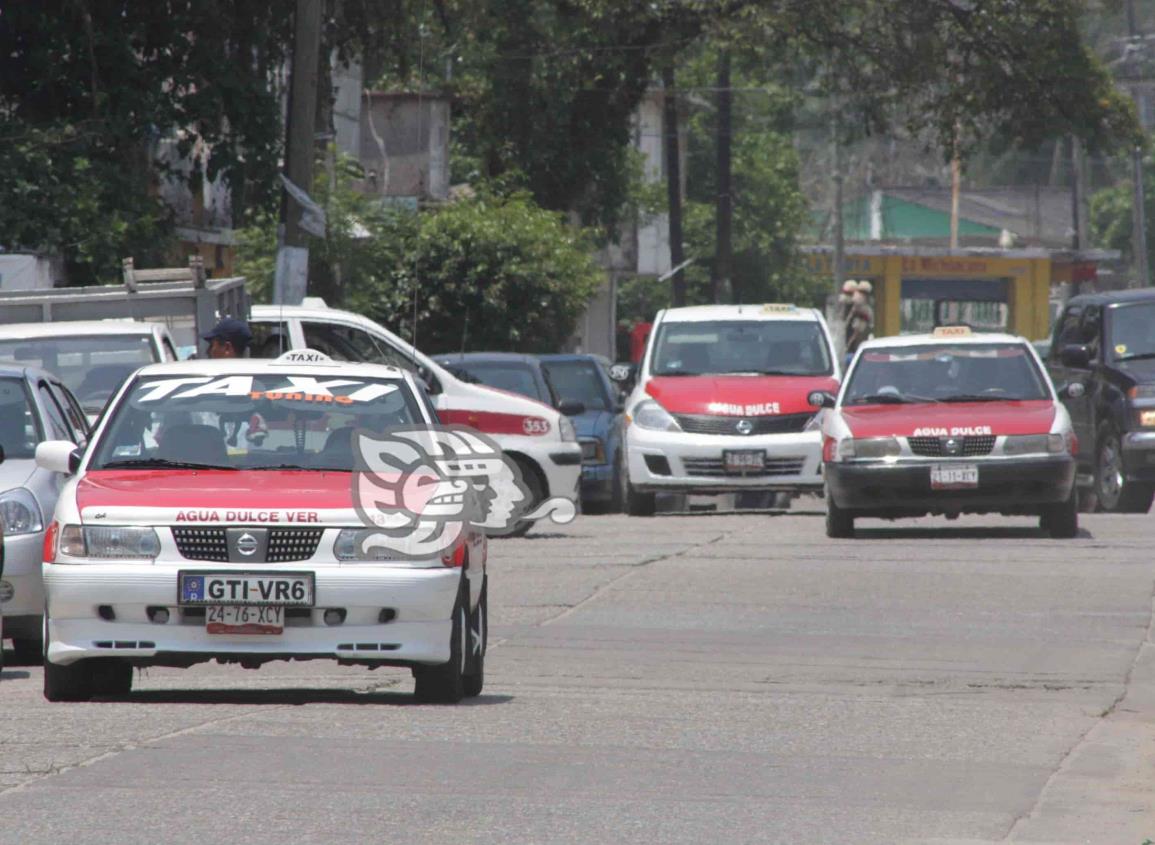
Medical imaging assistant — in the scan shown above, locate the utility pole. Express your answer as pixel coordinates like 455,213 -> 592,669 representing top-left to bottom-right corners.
1126,0 -> 1150,288
662,63 -> 687,307
274,0 -> 323,304
713,50 -> 733,304
830,89 -> 845,304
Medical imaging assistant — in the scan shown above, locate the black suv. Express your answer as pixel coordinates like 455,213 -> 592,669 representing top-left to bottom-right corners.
1047,289 -> 1155,512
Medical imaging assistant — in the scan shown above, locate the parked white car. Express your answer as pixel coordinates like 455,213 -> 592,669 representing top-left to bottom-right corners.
250,302 -> 581,536
0,364 -> 90,662
0,320 -> 179,420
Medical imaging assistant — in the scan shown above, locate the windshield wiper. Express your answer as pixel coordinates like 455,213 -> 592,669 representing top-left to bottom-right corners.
655,370 -> 704,377
99,458 -> 236,471
1116,352 -> 1155,362
937,393 -> 1022,403
850,392 -> 933,405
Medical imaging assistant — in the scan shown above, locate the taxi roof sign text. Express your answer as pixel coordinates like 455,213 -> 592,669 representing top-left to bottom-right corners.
276,349 -> 333,364
932,325 -> 973,338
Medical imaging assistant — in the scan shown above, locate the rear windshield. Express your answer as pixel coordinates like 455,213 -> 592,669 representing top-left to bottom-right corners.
844,343 -> 1049,405
651,320 -> 832,376
541,360 -> 611,411
89,372 -> 425,471
0,335 -> 156,413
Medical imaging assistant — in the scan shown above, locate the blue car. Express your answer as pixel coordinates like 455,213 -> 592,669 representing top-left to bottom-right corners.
434,352 -> 624,512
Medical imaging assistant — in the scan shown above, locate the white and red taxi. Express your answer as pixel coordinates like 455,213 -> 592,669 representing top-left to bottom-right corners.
36,351 -> 487,702
250,302 -> 581,536
815,327 -> 1078,538
621,304 -> 840,514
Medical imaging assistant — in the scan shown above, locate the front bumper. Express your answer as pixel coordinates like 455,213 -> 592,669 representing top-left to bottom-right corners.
826,454 -> 1076,515
1122,430 -> 1155,482
0,532 -> 46,629
580,462 -> 615,503
44,561 -> 462,668
518,441 -> 581,509
625,426 -> 822,493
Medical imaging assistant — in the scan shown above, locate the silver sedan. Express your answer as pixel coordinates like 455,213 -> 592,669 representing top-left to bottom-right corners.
0,365 -> 89,663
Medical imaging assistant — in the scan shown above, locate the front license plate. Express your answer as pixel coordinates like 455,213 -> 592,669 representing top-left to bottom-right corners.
724,449 -> 766,473
930,463 -> 979,489
178,571 -> 315,607
206,605 -> 284,635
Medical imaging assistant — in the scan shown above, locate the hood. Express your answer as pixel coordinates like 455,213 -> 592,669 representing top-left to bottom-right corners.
1116,358 -> 1155,384
840,400 -> 1057,438
0,458 -> 40,491
76,470 -> 362,525
644,374 -> 839,416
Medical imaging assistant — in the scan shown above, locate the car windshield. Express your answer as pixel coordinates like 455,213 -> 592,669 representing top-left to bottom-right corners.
1109,302 -> 1155,361
0,335 -> 156,414
444,361 -> 548,403
89,372 -> 424,471
0,378 -> 43,460
541,360 -> 611,411
843,343 -> 1049,405
651,320 -> 832,376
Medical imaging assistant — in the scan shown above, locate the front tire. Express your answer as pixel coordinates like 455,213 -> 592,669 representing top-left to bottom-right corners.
463,577 -> 487,698
487,458 -> 542,538
414,581 -> 467,704
1042,487 -> 1079,539
44,660 -> 95,702
1095,425 -> 1154,513
621,453 -> 656,516
825,492 -> 854,538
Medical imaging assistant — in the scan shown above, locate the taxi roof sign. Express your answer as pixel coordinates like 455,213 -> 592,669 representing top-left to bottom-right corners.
932,325 -> 973,337
276,348 -> 332,364
760,303 -> 798,314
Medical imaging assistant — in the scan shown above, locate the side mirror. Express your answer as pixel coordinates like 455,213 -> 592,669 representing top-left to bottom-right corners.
1060,344 -> 1091,368
1059,382 -> 1086,399
557,399 -> 586,416
418,365 -> 442,395
36,440 -> 81,474
808,390 -> 836,409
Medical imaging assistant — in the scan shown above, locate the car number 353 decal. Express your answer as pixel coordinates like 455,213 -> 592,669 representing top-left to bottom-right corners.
522,417 -> 551,436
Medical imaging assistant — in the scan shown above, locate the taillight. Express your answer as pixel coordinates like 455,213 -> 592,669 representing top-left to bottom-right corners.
1067,431 -> 1079,456
822,436 -> 837,462
440,533 -> 467,567
42,521 -> 59,564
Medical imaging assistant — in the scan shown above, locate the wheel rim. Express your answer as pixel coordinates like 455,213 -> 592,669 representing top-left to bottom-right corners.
1098,436 -> 1124,508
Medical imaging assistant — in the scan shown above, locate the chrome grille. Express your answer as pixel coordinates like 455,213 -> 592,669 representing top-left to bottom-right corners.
681,457 -> 805,477
267,528 -> 324,562
172,527 -> 229,562
674,413 -> 813,436
906,435 -> 996,457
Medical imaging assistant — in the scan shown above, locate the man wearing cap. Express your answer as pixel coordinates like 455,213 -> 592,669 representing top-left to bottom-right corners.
203,317 -> 253,359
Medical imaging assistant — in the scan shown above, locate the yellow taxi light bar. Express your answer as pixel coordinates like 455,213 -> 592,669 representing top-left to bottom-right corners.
932,325 -> 973,337
760,303 -> 798,313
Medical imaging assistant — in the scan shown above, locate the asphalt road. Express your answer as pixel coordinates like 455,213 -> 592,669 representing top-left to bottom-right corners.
2,505 -> 1155,844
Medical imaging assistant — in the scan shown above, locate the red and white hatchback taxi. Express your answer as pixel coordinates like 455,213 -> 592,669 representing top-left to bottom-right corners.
621,304 -> 840,514
814,327 -> 1078,538
36,351 -> 487,702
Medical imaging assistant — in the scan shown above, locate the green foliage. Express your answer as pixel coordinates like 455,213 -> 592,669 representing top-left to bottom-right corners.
0,1 -> 293,281
235,161 -> 604,353
363,192 -> 604,353
1090,153 -> 1155,273
676,43 -> 825,307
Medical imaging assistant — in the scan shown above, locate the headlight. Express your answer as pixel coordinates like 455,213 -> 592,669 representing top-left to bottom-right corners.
840,437 -> 901,460
579,439 -> 605,463
1138,409 -> 1155,428
558,415 -> 577,442
58,525 -> 160,560
629,400 -> 681,432
334,528 -> 399,561
1003,434 -> 1065,455
0,488 -> 42,536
